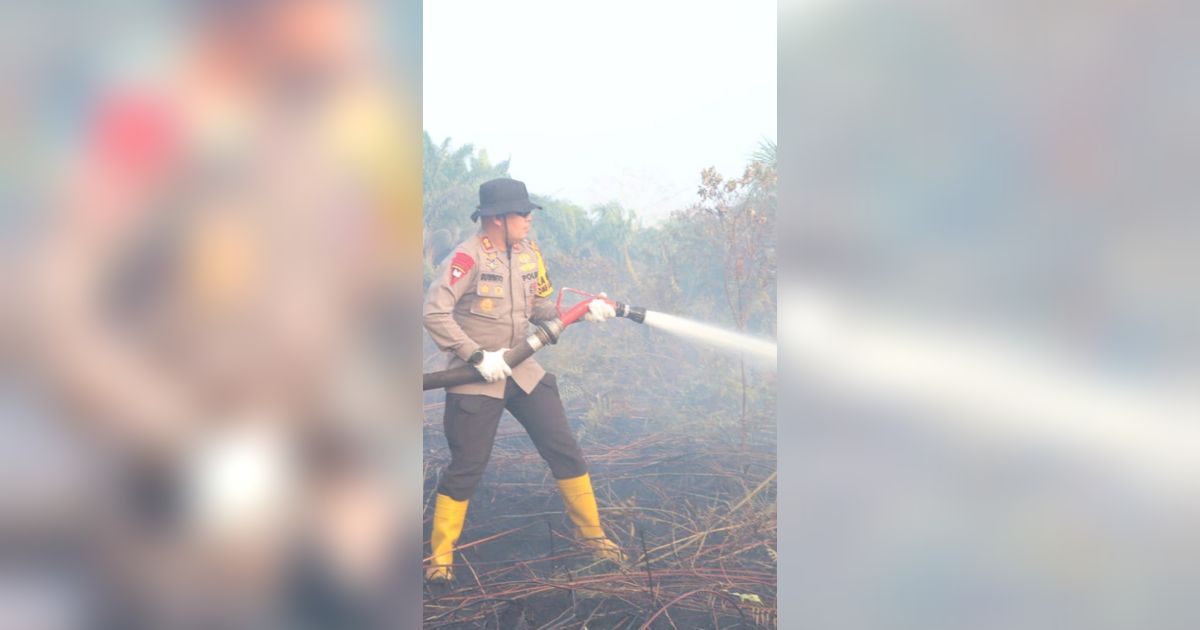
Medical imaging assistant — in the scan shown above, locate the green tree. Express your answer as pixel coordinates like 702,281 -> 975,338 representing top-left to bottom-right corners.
422,133 -> 510,280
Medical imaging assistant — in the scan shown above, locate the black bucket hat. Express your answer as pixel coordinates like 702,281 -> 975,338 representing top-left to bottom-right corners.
472,178 -> 543,221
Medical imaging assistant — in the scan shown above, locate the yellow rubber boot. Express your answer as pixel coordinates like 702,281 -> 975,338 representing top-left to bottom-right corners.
556,473 -> 626,564
426,493 -> 469,583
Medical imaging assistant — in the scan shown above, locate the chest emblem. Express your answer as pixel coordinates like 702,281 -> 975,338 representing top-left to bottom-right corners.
479,298 -> 495,312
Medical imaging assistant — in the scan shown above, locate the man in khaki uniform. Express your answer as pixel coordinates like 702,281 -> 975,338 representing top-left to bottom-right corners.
423,178 -> 624,584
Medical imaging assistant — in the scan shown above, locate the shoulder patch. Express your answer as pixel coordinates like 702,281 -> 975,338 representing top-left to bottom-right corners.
449,251 -> 474,286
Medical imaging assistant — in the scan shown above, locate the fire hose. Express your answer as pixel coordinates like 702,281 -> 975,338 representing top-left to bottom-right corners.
422,288 -> 645,391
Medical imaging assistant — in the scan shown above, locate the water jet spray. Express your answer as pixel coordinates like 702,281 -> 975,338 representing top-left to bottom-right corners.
422,288 -> 776,390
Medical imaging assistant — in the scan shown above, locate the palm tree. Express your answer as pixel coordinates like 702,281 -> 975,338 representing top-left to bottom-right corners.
750,137 -> 776,169
422,133 -> 511,273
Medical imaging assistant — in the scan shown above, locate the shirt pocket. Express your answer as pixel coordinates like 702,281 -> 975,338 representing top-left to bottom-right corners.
469,283 -> 505,319
517,270 -> 539,317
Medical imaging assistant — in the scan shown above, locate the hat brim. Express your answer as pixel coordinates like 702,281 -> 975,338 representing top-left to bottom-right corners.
475,199 -> 543,216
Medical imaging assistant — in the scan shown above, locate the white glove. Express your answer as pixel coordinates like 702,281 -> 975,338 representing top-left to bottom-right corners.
475,348 -> 512,382
583,294 -> 616,323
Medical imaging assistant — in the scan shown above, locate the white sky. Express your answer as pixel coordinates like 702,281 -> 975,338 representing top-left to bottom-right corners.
423,0 -> 776,222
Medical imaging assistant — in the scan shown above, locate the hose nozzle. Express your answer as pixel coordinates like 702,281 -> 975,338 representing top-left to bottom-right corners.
613,302 -> 647,324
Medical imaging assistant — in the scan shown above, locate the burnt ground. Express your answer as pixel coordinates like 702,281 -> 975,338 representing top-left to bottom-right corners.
422,407 -> 777,629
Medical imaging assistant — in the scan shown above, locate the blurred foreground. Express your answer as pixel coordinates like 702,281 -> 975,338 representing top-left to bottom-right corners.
5,1 -> 422,628
780,1 -> 1200,628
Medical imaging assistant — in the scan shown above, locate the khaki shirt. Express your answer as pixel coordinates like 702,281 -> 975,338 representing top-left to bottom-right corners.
423,233 -> 559,398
